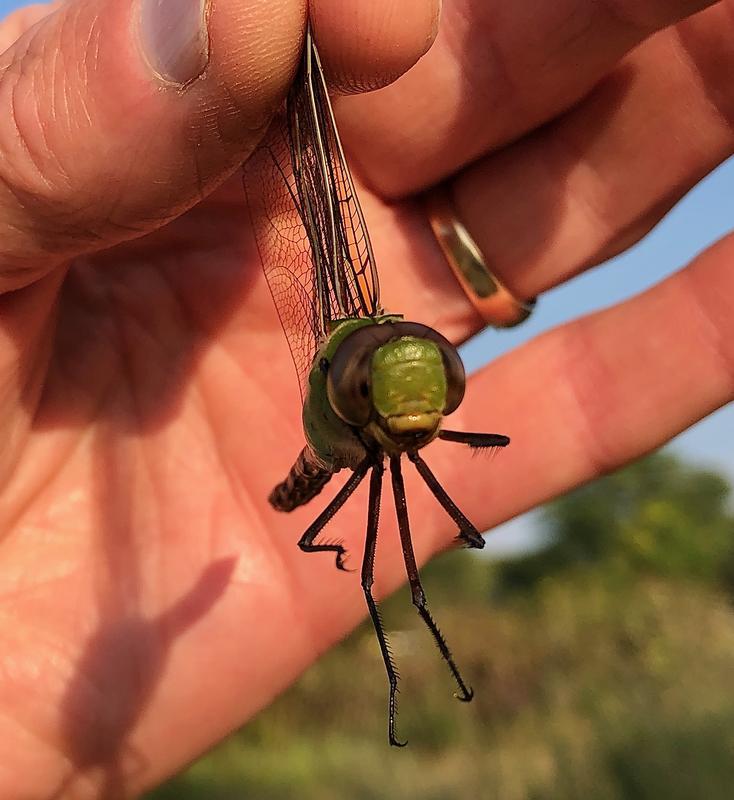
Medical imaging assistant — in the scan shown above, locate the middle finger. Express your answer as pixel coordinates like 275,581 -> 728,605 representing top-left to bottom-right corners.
452,8 -> 734,301
337,0 -> 722,196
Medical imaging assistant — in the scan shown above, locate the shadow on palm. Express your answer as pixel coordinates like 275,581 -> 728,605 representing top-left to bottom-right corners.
5,177 -> 318,791
7,168 -> 441,791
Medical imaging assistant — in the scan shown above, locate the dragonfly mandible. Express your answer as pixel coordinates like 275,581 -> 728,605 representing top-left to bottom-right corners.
243,23 -> 510,747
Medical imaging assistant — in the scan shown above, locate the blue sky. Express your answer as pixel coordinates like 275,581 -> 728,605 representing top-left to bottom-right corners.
0,0 -> 731,551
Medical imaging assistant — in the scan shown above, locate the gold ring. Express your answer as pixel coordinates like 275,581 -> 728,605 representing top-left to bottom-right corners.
425,188 -> 535,328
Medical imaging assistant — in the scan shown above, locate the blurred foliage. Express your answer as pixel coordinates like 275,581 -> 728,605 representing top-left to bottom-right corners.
499,453 -> 734,592
147,452 -> 734,799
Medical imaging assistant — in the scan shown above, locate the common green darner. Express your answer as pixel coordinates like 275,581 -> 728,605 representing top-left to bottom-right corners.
243,24 -> 509,747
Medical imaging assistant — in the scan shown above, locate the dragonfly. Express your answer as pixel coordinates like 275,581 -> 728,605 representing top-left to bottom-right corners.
243,24 -> 510,747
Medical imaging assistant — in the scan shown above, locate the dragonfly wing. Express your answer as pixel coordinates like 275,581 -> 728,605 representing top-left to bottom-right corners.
243,119 -> 320,398
243,27 -> 381,399
288,34 -> 381,328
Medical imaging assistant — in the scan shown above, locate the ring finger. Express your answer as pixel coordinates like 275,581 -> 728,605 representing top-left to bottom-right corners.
450,8 -> 734,304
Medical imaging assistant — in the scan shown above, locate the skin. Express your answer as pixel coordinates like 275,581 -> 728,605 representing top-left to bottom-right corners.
0,0 -> 732,795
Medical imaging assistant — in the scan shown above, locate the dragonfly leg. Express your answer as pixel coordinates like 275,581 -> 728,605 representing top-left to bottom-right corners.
297,457 -> 370,571
270,447 -> 334,512
438,430 -> 510,449
360,461 -> 406,748
407,451 -> 485,549
389,455 -> 474,703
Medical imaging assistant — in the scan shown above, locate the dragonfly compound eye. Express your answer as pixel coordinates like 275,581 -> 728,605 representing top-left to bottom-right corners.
326,325 -> 386,427
437,341 -> 465,414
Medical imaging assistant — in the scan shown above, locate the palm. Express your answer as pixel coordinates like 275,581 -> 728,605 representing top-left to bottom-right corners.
3,171 -> 467,790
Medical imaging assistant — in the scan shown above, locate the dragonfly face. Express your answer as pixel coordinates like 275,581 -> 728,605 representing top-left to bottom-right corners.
327,319 -> 466,455
370,336 -> 446,445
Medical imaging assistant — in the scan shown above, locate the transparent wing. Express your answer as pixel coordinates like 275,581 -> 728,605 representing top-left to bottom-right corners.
243,123 -> 321,397
243,26 -> 381,398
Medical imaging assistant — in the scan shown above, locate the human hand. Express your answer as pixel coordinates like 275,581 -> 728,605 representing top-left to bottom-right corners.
0,0 -> 731,795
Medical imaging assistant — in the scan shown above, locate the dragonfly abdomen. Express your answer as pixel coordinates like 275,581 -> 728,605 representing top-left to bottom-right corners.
269,446 -> 334,512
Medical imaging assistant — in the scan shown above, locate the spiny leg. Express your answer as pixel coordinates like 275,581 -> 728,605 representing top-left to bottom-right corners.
298,457 -> 370,571
389,455 -> 474,702
439,430 -> 510,449
360,461 -> 406,748
408,451 -> 486,549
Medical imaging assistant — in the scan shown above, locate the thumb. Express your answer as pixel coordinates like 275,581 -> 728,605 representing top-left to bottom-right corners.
0,0 -> 436,293
0,0 -> 301,292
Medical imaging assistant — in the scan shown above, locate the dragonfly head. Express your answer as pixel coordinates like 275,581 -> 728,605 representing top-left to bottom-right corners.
327,321 -> 465,452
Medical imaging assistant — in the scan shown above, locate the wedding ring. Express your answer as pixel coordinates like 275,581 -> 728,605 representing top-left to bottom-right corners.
425,188 -> 535,328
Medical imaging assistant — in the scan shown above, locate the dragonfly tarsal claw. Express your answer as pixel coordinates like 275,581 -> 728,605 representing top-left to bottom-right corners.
455,685 -> 475,703
334,549 -> 353,572
456,530 -> 486,550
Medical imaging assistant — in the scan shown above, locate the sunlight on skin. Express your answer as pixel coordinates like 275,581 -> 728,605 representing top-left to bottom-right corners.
0,0 -> 732,795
